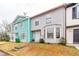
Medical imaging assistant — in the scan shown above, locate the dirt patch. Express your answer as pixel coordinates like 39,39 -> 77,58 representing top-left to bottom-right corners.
0,42 -> 79,56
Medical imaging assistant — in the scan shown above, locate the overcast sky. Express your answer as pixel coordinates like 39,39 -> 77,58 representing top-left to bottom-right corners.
0,0 -> 77,24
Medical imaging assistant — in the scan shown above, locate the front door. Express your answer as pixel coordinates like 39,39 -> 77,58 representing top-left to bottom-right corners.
33,31 -> 41,42
73,29 -> 79,44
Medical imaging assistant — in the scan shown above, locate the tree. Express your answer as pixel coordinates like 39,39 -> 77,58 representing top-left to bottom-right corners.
0,19 -> 11,41
1,20 -> 11,33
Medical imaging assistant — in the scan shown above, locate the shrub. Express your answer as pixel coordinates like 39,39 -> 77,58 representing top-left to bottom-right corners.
16,38 -> 20,43
39,38 -> 45,43
5,39 -> 10,42
60,37 -> 66,45
0,33 -> 10,42
32,39 -> 35,42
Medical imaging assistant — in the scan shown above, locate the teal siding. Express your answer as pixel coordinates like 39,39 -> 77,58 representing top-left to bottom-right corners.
28,19 -> 32,42
13,16 -> 32,42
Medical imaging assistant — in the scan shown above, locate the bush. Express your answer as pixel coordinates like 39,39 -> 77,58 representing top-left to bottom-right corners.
0,33 -> 10,42
60,37 -> 66,45
16,38 -> 20,43
32,39 -> 35,42
39,39 -> 45,43
5,39 -> 10,42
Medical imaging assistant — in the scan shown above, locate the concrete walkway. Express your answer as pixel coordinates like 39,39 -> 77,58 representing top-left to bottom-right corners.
0,51 -> 10,56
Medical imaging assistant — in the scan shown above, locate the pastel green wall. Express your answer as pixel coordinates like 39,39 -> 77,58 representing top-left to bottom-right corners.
13,16 -> 32,42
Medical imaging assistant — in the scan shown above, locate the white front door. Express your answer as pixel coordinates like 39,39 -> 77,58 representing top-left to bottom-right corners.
45,25 -> 60,43
33,31 -> 41,42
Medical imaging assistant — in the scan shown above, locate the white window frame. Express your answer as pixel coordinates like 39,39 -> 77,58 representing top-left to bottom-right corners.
56,27 -> 60,39
72,5 -> 79,19
35,21 -> 39,26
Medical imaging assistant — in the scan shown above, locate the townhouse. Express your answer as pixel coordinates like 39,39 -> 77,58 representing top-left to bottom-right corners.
31,4 -> 65,43
31,3 -> 79,46
11,3 -> 79,47
66,3 -> 79,46
11,15 -> 32,42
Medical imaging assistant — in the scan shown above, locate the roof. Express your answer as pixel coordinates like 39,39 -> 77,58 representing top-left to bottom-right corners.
30,4 -> 65,19
12,15 -> 27,24
66,3 -> 77,8
66,25 -> 79,28
11,3 -> 77,24
30,3 -> 77,19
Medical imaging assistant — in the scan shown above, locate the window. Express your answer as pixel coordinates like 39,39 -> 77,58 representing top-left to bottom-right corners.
21,33 -> 25,39
46,17 -> 52,24
72,7 -> 77,19
72,6 -> 79,19
20,23 -> 23,27
35,21 -> 39,26
16,33 -> 18,36
15,26 -> 17,30
19,23 -> 23,28
47,28 -> 54,39
56,27 -> 60,38
73,29 -> 79,43
77,6 -> 79,18
12,36 -> 14,40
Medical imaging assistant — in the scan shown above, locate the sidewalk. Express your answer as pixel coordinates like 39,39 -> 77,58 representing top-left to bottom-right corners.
0,50 -> 11,56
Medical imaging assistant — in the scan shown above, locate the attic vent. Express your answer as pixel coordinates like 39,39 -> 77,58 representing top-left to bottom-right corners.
46,17 -> 52,24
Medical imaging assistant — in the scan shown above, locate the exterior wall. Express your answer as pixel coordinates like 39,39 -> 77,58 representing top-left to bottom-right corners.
66,4 -> 79,46
31,7 -> 65,43
28,18 -> 32,42
66,27 -> 79,47
9,33 -> 15,42
13,16 -> 32,42
66,4 -> 79,26
9,24 -> 15,42
66,28 -> 73,46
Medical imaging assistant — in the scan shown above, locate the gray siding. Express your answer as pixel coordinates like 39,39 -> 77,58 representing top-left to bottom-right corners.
31,7 -> 65,43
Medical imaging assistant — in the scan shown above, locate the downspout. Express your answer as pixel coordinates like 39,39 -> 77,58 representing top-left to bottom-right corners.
64,4 -> 67,45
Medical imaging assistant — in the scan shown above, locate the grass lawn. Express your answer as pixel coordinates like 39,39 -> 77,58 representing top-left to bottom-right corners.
0,42 -> 79,56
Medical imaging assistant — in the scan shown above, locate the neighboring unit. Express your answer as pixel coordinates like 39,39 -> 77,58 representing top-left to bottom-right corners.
66,3 -> 79,46
11,15 -> 32,42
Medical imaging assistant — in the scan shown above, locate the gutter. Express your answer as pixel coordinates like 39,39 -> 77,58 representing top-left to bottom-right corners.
64,4 -> 67,44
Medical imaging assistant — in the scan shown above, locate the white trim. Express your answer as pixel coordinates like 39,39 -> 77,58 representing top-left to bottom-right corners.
71,4 -> 79,8
28,17 -> 30,42
45,25 -> 61,43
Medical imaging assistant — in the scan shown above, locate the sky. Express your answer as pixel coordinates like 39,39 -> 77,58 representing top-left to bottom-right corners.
0,0 -> 64,24
0,0 -> 78,25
